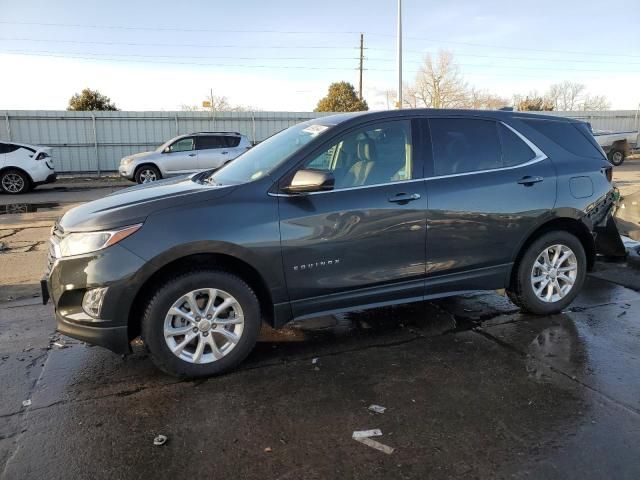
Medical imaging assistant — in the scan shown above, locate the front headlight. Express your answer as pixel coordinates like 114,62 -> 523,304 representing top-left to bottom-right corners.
121,157 -> 133,166
57,224 -> 142,257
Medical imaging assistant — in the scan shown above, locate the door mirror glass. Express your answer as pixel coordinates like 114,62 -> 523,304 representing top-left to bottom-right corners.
283,169 -> 334,193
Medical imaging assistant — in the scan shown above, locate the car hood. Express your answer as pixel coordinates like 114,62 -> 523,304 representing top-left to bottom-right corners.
58,175 -> 236,232
128,150 -> 157,160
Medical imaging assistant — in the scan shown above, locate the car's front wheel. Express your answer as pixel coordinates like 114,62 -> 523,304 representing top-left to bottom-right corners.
135,165 -> 161,184
141,270 -> 261,378
0,169 -> 31,194
507,231 -> 586,315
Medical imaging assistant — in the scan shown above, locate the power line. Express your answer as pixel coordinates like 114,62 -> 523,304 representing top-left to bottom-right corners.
3,49 -> 638,74
0,37 -> 360,50
1,20 -> 638,58
0,20 -> 362,35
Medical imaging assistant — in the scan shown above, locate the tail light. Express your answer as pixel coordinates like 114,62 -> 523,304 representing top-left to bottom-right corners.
602,165 -> 613,183
35,152 -> 49,161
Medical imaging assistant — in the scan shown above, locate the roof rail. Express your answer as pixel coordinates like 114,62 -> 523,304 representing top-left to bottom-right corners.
190,131 -> 241,136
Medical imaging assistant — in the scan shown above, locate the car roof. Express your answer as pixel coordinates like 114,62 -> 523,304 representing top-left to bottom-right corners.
313,109 -> 578,127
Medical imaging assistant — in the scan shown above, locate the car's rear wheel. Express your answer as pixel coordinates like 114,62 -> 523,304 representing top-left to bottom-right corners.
141,270 -> 261,378
507,231 -> 586,315
135,165 -> 161,184
0,169 -> 31,194
608,149 -> 625,166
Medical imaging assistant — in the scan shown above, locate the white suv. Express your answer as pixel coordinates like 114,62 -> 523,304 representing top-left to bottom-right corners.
0,142 -> 56,194
119,132 -> 252,183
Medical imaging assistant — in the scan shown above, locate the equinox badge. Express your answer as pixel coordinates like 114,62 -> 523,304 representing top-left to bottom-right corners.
293,259 -> 341,271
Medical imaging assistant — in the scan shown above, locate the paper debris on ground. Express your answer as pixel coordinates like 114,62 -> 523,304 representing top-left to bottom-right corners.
352,429 -> 382,439
368,404 -> 386,414
311,358 -> 319,364
354,436 -> 395,455
153,434 -> 167,446
22,399 -> 31,407
352,429 -> 394,454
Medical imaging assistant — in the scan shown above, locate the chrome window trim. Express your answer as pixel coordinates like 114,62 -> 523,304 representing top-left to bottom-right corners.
271,121 -> 548,197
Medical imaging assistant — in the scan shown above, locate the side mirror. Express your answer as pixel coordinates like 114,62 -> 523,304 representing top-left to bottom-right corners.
162,147 -> 170,154
283,169 -> 334,194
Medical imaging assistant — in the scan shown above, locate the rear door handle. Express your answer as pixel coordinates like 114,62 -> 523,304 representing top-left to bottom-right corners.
517,176 -> 544,186
188,153 -> 196,157
388,193 -> 421,204
222,151 -> 229,155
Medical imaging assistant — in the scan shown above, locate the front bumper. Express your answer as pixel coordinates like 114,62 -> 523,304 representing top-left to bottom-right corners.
119,163 -> 135,180
43,242 -> 147,354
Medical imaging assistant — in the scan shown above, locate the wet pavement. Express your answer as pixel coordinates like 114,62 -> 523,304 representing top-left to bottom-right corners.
2,276 -> 640,479
2,174 -> 640,478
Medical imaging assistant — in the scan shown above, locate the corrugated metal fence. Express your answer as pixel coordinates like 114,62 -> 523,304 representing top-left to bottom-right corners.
0,110 -> 331,173
1,109 -> 638,174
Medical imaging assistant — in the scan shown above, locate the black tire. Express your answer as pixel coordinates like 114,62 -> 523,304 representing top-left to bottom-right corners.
507,231 -> 586,315
134,165 -> 161,184
141,270 -> 261,378
608,149 -> 625,166
0,169 -> 31,194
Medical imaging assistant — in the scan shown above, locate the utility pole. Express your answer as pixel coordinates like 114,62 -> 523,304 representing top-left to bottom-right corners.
358,33 -> 364,101
209,88 -> 214,114
396,0 -> 403,109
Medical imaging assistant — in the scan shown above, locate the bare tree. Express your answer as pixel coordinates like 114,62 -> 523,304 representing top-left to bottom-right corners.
581,94 -> 610,111
467,88 -> 509,110
544,81 -> 610,111
410,50 -> 469,108
181,95 -> 252,112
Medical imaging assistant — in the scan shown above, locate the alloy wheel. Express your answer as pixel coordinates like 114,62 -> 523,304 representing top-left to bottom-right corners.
2,173 -> 25,193
163,288 -> 245,364
530,244 -> 578,303
139,169 -> 157,183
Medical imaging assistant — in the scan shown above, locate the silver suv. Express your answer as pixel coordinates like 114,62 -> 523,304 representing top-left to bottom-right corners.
119,132 -> 251,183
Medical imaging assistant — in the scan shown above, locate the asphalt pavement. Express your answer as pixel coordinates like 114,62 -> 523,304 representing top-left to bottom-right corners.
2,170 -> 640,479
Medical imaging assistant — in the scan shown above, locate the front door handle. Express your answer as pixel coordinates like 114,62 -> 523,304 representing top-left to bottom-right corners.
517,176 -> 544,186
388,193 -> 421,204
222,151 -> 229,155
188,153 -> 196,157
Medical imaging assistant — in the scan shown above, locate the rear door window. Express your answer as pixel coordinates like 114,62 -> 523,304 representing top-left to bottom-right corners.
196,136 -> 225,150
430,118 -> 500,176
498,124 -> 535,167
521,119 -> 603,158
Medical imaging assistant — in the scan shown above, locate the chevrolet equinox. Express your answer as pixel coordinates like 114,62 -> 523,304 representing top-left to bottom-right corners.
43,110 -> 618,377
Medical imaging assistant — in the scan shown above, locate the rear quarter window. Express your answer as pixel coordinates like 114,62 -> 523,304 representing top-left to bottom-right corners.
520,118 -> 603,159
224,136 -> 241,148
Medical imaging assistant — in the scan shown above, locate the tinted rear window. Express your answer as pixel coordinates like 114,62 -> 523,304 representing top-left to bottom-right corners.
499,124 -> 535,167
224,136 -> 241,148
521,119 -> 603,159
430,118 -> 500,175
197,136 -> 225,149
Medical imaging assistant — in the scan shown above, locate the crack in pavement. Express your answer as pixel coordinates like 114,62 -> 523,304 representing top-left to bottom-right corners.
474,328 -> 640,417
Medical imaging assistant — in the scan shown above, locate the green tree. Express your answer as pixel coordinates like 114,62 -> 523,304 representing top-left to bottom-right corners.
315,82 -> 368,112
67,88 -> 118,111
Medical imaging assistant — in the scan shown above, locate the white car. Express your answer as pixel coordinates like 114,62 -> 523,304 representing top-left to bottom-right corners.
0,141 -> 56,194
119,132 -> 252,184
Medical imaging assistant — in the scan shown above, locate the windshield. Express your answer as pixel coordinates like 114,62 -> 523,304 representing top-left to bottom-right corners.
156,136 -> 179,152
209,121 -> 331,185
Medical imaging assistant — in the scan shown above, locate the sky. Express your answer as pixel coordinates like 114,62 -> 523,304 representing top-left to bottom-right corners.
0,0 -> 639,111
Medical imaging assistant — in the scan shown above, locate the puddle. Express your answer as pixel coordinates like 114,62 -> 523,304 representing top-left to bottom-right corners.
615,190 -> 640,240
0,202 -> 61,216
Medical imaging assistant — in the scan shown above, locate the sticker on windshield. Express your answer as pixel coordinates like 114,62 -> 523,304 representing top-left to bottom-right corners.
302,125 -> 329,136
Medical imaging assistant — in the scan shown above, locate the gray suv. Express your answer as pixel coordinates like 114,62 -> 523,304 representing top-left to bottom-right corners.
119,132 -> 251,183
44,109 -> 620,378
